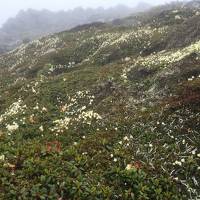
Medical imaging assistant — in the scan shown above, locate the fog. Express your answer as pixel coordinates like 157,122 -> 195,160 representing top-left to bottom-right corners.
0,0 -> 173,26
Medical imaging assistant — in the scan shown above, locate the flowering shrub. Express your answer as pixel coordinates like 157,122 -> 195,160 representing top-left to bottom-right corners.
1,6 -> 200,200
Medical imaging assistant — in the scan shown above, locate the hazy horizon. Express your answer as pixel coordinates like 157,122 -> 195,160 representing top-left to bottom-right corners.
0,0 -> 174,27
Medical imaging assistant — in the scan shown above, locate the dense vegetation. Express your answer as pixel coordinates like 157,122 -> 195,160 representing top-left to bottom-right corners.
1,1 -> 200,199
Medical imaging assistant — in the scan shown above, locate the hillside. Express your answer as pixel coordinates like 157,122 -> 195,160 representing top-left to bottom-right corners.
0,2 -> 200,199
0,3 -> 152,54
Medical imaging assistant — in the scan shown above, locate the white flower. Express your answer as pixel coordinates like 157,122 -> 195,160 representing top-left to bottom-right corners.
78,110 -> 102,123
114,158 -> 117,162
181,158 -> 185,163
39,126 -> 44,132
174,161 -> 182,166
126,164 -> 134,170
174,177 -> 179,181
32,87 -> 37,93
6,122 -> 19,132
196,11 -> 200,16
123,136 -> 129,141
110,154 -> 114,158
175,15 -> 181,20
53,117 -> 71,132
34,105 -> 39,110
82,106 -> 87,110
149,143 -> 153,148
0,155 -> 5,161
124,57 -> 131,62
192,149 -> 197,155
42,107 -> 47,112
197,153 -> 200,158
0,99 -> 26,122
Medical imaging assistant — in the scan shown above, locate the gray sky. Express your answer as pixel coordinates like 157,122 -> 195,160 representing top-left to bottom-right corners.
0,0 -> 171,26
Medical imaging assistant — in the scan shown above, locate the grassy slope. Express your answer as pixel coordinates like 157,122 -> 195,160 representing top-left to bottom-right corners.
0,7 -> 200,200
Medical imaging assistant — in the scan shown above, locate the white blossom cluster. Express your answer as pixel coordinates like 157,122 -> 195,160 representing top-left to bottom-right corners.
51,90 -> 101,133
0,99 -> 26,123
6,122 -> 19,133
78,26 -> 167,63
0,36 -> 62,71
0,154 -> 5,161
77,110 -> 102,125
52,117 -> 71,133
121,39 -> 200,82
110,26 -> 166,47
48,62 -> 76,74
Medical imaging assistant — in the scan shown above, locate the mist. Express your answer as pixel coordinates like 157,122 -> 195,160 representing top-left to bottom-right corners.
0,0 -> 173,26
